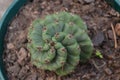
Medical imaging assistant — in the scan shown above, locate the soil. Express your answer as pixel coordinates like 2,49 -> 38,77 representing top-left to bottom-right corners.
3,0 -> 120,80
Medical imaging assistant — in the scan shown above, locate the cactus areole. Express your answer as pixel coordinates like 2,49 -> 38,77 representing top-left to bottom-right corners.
27,12 -> 93,76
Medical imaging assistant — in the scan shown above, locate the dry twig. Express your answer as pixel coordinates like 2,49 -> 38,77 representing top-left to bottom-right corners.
111,23 -> 118,48
91,59 -> 99,71
91,59 -> 106,71
99,74 -> 105,80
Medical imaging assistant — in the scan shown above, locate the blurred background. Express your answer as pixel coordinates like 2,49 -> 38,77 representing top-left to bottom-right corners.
0,0 -> 13,19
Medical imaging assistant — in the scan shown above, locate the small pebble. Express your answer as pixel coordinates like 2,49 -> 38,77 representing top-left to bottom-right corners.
82,73 -> 90,79
92,31 -> 104,46
104,68 -> 112,75
108,60 -> 112,65
7,43 -> 14,49
25,73 -> 37,80
84,0 -> 95,3
18,31 -> 27,42
38,77 -> 43,80
115,68 -> 120,74
107,30 -> 114,40
7,63 -> 20,76
105,53 -> 115,60
17,47 -> 28,63
112,61 -> 120,68
18,67 -> 28,79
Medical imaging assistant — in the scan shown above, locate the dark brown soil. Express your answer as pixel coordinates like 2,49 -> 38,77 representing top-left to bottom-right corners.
3,0 -> 120,80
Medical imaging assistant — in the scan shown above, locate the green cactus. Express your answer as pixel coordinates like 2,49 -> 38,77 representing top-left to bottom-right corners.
27,12 -> 93,76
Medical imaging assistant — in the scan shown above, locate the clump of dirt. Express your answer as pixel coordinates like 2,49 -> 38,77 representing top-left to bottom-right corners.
3,0 -> 120,80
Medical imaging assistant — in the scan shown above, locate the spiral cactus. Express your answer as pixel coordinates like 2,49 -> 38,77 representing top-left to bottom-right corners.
27,12 -> 93,76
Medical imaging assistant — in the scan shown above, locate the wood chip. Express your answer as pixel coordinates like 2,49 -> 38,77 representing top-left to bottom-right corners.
115,23 -> 120,36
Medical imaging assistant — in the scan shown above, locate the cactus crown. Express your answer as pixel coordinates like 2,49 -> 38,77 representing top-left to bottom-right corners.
27,12 -> 93,76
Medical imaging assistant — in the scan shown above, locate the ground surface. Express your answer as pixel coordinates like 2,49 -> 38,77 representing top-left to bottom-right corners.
3,0 -> 120,80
